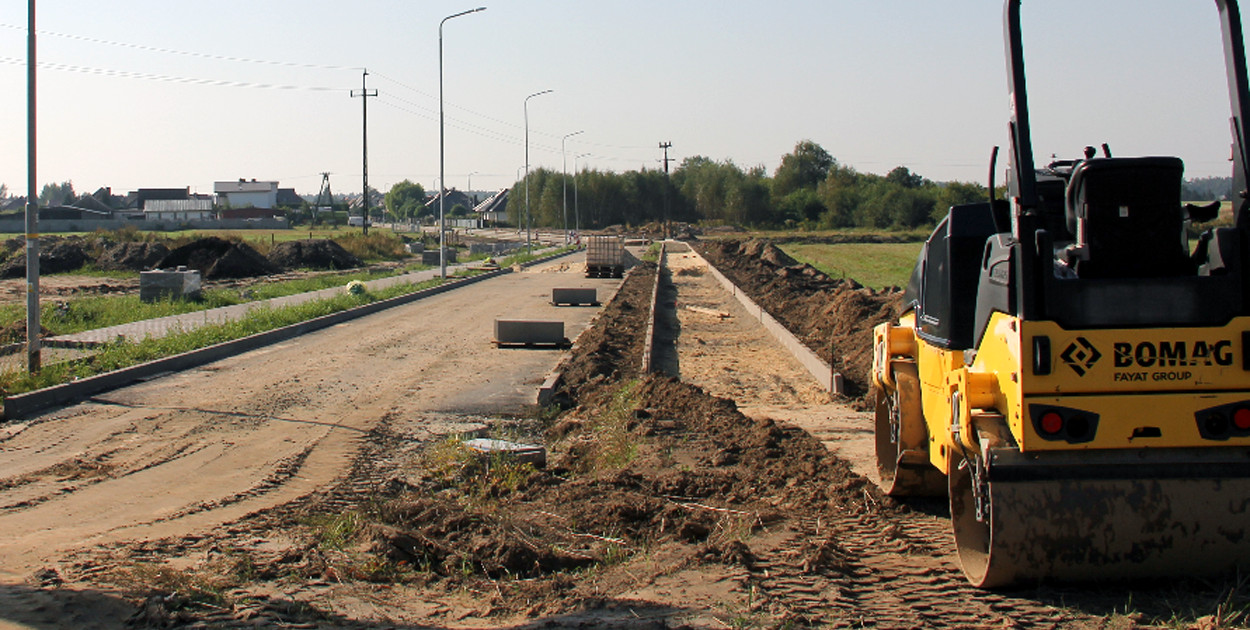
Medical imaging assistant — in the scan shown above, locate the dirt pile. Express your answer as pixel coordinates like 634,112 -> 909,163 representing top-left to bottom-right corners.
155,237 -> 278,279
546,263 -> 653,406
266,239 -> 362,271
273,263 -> 894,624
94,241 -> 170,271
0,238 -> 90,279
693,239 -> 902,400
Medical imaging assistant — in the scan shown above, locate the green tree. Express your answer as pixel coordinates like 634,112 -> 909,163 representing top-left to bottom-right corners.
508,168 -> 559,227
725,168 -> 772,226
673,156 -> 747,223
886,166 -> 924,189
772,140 -> 834,198
384,180 -> 426,222
39,181 -> 76,207
931,181 -> 988,222
816,163 -> 863,228
777,188 -> 826,224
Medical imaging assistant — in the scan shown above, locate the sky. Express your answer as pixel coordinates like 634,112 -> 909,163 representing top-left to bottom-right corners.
0,0 -> 1244,199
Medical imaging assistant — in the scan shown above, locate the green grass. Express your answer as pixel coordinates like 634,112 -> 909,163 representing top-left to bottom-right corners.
781,241 -> 922,289
497,244 -> 577,268
0,265 -> 433,340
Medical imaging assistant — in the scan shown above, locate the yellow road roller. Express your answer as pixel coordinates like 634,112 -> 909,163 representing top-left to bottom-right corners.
872,0 -> 1250,587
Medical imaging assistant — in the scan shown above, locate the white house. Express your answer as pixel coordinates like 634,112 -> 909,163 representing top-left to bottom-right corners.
144,198 -> 215,222
215,179 -> 279,209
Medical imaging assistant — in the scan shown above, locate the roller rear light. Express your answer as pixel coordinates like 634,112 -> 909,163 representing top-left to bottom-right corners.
1195,402 -> 1250,440
1029,405 -> 1099,444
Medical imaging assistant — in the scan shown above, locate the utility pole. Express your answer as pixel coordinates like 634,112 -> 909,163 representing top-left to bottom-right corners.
26,0 -> 39,373
659,141 -> 673,241
351,69 -> 377,236
314,172 -> 334,227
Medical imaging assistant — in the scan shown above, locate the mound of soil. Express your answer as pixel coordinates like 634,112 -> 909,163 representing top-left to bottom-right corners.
693,239 -> 902,400
95,241 -> 170,272
155,237 -> 279,279
546,263 -> 653,405
273,265 -> 889,623
266,239 -> 362,271
0,238 -> 90,279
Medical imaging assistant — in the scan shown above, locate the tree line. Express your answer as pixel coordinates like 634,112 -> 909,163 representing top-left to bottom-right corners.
498,140 -> 990,232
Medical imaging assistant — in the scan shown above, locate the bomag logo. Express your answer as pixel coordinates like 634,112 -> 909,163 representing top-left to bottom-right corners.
1113,340 -> 1234,368
1060,337 -> 1101,376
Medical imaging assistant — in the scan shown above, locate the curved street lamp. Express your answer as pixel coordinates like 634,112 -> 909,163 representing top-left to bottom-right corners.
561,130 -> 584,244
524,89 -> 553,252
439,6 -> 486,278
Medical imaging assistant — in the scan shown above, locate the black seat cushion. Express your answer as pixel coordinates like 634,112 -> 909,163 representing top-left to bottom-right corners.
1064,157 -> 1194,278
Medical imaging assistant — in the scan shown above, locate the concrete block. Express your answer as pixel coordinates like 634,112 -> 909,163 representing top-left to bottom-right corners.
464,438 -> 546,467
494,319 -> 566,346
551,287 -> 598,306
139,268 -> 201,303
537,372 -> 562,406
421,248 -> 457,265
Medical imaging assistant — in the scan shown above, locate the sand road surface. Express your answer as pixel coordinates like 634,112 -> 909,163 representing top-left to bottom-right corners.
0,257 -> 619,583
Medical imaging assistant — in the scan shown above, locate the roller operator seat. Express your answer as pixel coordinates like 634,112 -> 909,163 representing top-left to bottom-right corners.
1063,156 -> 1195,278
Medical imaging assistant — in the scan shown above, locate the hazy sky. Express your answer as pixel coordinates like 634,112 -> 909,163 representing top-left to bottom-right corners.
0,1 -> 1243,198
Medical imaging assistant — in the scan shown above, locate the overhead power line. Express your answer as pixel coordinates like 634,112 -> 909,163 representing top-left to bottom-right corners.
0,22 -> 357,71
0,56 -> 347,92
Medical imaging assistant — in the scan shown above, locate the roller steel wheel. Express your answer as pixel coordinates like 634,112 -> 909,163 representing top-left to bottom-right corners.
874,362 -> 946,497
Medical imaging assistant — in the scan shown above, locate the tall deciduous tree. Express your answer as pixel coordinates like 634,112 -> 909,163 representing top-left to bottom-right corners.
772,140 -> 834,198
384,180 -> 426,221
39,181 -> 75,207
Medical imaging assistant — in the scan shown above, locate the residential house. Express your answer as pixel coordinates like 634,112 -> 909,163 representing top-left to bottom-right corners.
215,179 -> 279,209
144,199 -> 214,222
424,188 -> 475,217
275,188 -> 304,208
474,188 -> 509,226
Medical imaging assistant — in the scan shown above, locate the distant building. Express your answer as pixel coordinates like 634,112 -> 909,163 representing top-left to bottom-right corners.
424,188 -> 475,215
144,199 -> 214,222
0,197 -> 25,213
40,206 -> 114,221
125,187 -> 193,210
474,188 -> 510,225
275,188 -> 304,208
215,179 -> 279,209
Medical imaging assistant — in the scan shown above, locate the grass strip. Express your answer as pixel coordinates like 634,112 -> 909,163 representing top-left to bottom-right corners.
0,265 -> 432,338
780,241 -> 922,290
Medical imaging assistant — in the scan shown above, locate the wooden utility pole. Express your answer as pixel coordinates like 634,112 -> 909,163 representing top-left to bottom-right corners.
659,141 -> 673,240
26,0 -> 40,373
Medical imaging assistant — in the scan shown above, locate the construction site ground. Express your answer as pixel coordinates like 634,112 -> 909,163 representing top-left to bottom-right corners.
0,241 -> 1244,629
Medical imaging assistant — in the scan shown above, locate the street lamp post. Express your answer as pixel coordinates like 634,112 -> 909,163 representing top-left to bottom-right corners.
440,6 -> 486,278
561,130 -> 583,244
524,89 -> 552,253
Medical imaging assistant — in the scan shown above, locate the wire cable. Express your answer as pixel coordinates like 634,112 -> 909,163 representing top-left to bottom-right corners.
0,22 -> 358,71
0,56 -> 348,92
